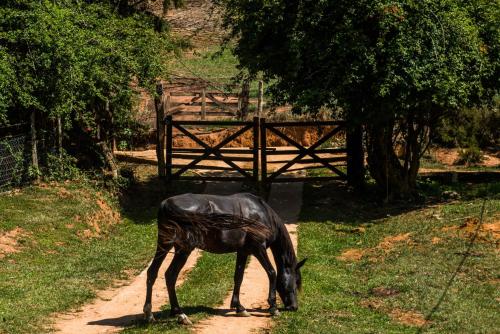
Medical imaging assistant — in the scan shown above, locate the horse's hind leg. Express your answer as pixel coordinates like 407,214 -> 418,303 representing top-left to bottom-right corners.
143,242 -> 172,322
230,251 -> 250,316
166,248 -> 192,325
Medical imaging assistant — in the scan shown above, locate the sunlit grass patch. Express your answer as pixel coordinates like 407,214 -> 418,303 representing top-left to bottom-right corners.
272,181 -> 499,334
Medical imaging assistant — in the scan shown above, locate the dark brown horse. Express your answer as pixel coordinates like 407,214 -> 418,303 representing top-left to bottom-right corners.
143,193 -> 306,325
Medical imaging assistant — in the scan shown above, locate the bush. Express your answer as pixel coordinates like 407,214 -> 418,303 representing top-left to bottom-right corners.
44,151 -> 80,181
454,146 -> 484,166
435,106 -> 500,148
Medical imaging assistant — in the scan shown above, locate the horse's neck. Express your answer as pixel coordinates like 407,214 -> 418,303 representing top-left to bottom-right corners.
270,223 -> 296,272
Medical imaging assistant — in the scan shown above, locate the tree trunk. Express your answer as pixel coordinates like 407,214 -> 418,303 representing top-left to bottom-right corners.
98,141 -> 118,179
346,124 -> 364,190
366,123 -> 416,199
155,83 -> 166,177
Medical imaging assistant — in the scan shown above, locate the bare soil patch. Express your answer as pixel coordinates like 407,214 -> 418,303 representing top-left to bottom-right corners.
77,197 -> 121,239
0,227 -> 31,258
337,233 -> 413,262
431,148 -> 500,168
337,248 -> 366,262
442,217 -> 500,244
378,233 -> 412,252
389,309 -> 427,327
371,287 -> 400,297
360,298 -> 427,327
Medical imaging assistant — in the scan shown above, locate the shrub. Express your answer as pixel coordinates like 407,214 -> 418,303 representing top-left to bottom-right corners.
435,106 -> 500,148
44,151 -> 80,181
455,146 -> 484,166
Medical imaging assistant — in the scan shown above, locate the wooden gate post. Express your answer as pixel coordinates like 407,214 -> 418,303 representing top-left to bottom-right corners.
165,115 -> 173,181
201,88 -> 206,120
259,117 -> 267,185
346,124 -> 364,189
155,83 -> 166,178
257,80 -> 264,117
240,80 -> 250,120
252,117 -> 259,183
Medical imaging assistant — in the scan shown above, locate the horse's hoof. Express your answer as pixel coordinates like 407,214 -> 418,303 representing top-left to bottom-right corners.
236,310 -> 251,317
270,308 -> 281,317
177,313 -> 192,325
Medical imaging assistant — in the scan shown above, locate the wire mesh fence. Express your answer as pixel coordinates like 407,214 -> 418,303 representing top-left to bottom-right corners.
0,132 -> 29,190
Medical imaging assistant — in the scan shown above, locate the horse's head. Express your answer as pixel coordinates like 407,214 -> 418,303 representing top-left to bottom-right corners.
277,258 -> 307,311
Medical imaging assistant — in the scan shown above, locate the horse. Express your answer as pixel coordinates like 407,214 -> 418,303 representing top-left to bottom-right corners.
143,192 -> 306,325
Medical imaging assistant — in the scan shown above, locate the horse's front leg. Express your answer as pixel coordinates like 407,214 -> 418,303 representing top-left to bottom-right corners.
230,251 -> 250,316
166,248 -> 192,325
143,243 -> 171,322
253,247 -> 280,316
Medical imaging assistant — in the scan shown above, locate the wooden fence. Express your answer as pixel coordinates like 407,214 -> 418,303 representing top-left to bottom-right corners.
156,78 -> 259,121
260,119 -> 348,183
165,116 -> 259,182
161,116 -> 361,186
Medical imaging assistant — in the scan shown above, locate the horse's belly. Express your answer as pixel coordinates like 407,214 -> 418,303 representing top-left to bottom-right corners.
200,229 -> 247,253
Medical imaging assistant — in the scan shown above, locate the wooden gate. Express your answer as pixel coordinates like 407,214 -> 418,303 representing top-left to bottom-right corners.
165,115 -> 259,182
260,119 -> 348,183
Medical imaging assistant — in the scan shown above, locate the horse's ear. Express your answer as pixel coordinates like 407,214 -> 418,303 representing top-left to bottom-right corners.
296,258 -> 307,271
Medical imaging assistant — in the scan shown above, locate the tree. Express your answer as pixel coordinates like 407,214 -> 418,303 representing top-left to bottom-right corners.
217,0 -> 492,197
0,0 -> 179,173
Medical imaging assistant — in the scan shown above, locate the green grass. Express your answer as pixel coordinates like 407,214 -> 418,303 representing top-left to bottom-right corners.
170,47 -> 265,98
170,47 -> 239,81
0,181 -> 160,333
272,181 -> 499,334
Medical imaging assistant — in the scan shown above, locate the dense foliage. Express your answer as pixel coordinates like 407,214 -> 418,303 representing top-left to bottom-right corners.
435,106 -> 499,149
0,0 -> 178,172
217,0 -> 498,196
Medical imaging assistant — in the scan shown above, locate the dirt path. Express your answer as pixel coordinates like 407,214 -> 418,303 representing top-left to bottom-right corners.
52,181 -> 241,334
194,181 -> 304,334
53,250 -> 201,334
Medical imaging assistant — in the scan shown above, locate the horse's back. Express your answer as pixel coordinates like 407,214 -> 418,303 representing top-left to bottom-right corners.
161,192 -> 267,220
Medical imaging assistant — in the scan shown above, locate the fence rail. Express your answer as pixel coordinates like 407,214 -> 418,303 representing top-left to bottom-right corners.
163,117 -> 353,186
165,116 -> 259,182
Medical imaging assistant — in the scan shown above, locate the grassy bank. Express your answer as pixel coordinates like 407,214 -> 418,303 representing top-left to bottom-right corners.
0,163 -> 237,334
0,181 -> 158,333
273,181 -> 499,333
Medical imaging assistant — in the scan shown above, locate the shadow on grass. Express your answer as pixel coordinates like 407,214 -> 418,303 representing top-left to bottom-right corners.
300,177 -> 499,226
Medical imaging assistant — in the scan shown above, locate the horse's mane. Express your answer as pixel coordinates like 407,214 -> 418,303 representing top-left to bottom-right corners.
263,201 -> 297,269
159,207 -> 272,247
